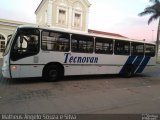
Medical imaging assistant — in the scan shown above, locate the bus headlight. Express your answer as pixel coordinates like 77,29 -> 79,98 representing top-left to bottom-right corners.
11,65 -> 17,71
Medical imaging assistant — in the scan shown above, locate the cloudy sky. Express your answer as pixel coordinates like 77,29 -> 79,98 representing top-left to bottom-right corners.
0,0 -> 158,41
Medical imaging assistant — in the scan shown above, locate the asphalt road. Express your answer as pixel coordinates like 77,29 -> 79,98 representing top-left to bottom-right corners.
0,64 -> 160,114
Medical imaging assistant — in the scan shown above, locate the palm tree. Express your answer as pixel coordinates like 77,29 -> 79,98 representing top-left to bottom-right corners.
138,0 -> 160,58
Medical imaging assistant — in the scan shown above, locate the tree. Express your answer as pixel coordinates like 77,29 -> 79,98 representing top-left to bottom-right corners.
138,0 -> 160,57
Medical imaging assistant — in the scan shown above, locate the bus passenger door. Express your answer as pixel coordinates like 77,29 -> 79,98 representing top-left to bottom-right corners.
18,56 -> 43,78
10,28 -> 40,78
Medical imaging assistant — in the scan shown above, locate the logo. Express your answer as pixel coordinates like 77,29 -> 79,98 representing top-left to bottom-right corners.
64,53 -> 98,64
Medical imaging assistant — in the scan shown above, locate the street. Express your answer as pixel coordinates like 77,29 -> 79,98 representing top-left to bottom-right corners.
0,64 -> 160,114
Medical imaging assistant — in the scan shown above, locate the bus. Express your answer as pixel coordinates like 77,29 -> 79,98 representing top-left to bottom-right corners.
2,25 -> 156,81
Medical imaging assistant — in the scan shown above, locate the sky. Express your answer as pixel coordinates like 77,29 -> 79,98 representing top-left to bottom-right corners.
0,0 -> 158,41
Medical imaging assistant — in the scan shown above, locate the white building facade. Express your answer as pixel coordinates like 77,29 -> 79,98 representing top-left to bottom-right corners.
35,0 -> 91,33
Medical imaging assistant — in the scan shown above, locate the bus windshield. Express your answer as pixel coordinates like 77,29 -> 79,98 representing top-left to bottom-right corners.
3,34 -> 13,56
6,35 -> 12,47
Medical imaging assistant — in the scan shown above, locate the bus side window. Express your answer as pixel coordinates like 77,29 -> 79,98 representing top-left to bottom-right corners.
114,40 -> 130,55
71,34 -> 93,53
95,37 -> 113,54
42,30 -> 70,52
145,44 -> 155,57
131,42 -> 144,56
27,36 -> 38,53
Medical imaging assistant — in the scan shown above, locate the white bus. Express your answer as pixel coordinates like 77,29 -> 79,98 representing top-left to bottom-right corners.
2,26 -> 156,81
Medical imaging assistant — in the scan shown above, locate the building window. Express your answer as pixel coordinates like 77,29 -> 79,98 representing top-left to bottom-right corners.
74,13 -> 81,28
0,34 -> 5,52
58,9 -> 66,25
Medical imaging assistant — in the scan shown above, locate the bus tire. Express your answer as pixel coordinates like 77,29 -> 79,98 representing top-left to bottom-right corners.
123,65 -> 134,78
43,65 -> 61,82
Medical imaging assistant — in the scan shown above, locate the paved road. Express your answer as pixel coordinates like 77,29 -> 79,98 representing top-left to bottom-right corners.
0,64 -> 160,114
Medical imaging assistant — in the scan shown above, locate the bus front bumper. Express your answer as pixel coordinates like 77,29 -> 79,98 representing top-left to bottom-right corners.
2,65 -> 11,78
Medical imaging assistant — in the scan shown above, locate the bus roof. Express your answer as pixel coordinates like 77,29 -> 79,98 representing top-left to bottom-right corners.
17,25 -> 155,45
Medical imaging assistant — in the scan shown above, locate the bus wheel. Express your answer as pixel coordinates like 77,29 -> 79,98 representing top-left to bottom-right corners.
123,65 -> 134,78
44,65 -> 60,82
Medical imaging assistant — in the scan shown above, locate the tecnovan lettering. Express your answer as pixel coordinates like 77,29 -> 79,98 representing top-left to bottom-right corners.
64,53 -> 98,64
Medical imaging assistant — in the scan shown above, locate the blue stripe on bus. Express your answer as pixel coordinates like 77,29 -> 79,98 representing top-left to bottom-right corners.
119,56 -> 136,74
136,56 -> 151,73
132,56 -> 144,73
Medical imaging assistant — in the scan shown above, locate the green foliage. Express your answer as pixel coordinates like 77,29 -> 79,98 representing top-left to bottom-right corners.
138,0 -> 160,24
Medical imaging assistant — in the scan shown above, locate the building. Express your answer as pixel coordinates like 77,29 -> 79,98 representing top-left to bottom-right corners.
88,29 -> 127,38
0,0 -> 128,58
35,0 -> 91,33
35,0 -> 128,38
0,19 -> 34,58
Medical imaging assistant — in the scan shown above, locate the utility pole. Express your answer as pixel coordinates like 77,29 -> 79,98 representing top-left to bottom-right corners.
156,22 -> 160,63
